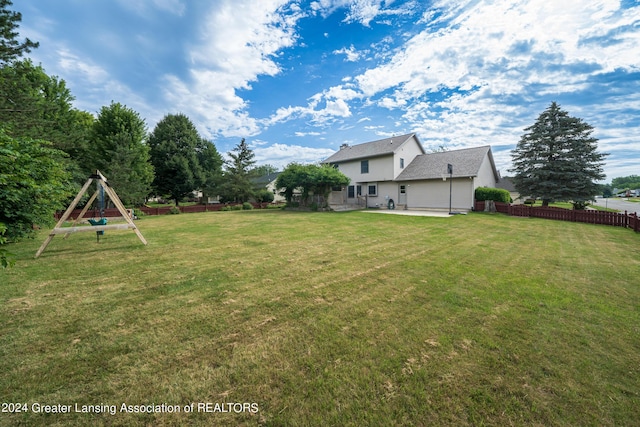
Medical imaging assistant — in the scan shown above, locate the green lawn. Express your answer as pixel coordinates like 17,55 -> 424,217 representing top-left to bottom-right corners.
1,211 -> 639,426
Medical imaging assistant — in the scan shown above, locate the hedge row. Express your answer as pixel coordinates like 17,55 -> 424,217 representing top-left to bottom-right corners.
475,187 -> 511,203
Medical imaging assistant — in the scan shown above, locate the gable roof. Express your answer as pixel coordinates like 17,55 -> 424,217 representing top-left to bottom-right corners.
395,146 -> 498,181
252,172 -> 280,185
496,176 -> 516,192
323,133 -> 424,163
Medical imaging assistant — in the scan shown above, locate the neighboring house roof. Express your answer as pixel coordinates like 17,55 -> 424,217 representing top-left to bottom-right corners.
323,133 -> 424,163
496,176 -> 517,192
395,146 -> 498,181
252,172 -> 281,186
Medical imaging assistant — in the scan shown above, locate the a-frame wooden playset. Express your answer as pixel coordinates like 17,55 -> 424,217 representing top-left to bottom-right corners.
35,170 -> 147,258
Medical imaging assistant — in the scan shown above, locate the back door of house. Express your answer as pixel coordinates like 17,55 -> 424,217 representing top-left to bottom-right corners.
399,185 -> 407,205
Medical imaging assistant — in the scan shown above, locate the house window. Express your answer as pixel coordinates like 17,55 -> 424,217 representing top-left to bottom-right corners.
361,160 -> 369,174
368,184 -> 377,196
347,185 -> 355,198
400,158 -> 405,169
400,185 -> 406,194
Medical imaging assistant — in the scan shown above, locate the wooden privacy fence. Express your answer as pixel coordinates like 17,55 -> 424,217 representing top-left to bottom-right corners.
55,203 -> 274,220
474,201 -> 639,233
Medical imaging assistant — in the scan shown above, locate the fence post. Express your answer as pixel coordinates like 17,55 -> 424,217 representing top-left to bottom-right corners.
624,211 -> 628,229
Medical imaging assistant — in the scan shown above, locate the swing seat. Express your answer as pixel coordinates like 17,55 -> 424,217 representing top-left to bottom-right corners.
88,218 -> 108,234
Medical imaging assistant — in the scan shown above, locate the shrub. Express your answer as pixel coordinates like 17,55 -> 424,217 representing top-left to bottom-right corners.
572,201 -> 589,210
0,222 -> 15,269
242,202 -> 253,210
255,189 -> 275,204
475,187 -> 511,203
169,206 -> 181,215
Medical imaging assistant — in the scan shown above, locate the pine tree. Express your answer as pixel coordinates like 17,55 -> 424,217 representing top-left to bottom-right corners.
510,102 -> 607,208
220,138 -> 257,203
0,0 -> 39,65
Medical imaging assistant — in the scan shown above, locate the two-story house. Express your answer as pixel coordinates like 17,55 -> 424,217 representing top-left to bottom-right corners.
323,133 -> 499,211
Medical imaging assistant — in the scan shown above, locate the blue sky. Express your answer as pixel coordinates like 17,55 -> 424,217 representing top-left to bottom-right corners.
18,0 -> 640,181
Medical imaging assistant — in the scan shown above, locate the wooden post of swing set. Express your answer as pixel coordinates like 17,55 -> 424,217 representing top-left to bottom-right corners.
34,170 -> 147,258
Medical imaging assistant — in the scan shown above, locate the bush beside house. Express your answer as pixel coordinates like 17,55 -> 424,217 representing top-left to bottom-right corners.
475,187 -> 511,203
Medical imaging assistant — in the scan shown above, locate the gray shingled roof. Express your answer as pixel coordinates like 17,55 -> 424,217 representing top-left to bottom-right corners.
252,172 -> 280,185
395,146 -> 496,181
496,176 -> 516,192
323,133 -> 422,163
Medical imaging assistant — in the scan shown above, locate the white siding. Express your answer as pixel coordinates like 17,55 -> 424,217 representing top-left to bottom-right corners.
392,135 -> 424,179
266,180 -> 287,203
474,155 -> 498,189
406,179 -> 475,210
336,155 -> 395,183
332,136 -> 424,184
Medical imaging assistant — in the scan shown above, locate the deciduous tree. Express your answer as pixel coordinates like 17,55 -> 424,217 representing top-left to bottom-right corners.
0,129 -> 72,241
90,102 -> 153,205
276,163 -> 349,208
0,60 -> 93,185
197,139 -> 224,204
147,113 -> 206,205
611,175 -> 640,192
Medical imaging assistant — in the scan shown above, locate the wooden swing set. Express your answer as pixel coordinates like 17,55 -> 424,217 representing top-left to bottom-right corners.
35,170 -> 147,258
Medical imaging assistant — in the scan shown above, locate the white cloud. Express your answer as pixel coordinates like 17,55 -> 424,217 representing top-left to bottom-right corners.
57,49 -> 109,85
350,0 -> 639,103
254,143 -> 336,168
295,131 -> 324,137
333,44 -> 364,62
311,0 -> 417,26
344,0 -> 383,26
162,0 -> 304,138
115,0 -> 186,16
324,98 -> 352,118
265,84 -> 361,126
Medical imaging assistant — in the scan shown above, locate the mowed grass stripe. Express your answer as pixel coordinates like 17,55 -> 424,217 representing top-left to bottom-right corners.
1,210 -> 639,426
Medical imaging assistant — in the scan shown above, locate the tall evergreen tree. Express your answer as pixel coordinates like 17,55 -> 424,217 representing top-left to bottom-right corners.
0,0 -> 38,65
147,113 -> 206,205
510,102 -> 607,208
220,138 -> 257,203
